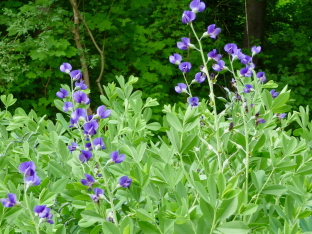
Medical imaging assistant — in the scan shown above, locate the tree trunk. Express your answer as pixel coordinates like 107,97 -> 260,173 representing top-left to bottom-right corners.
243,0 -> 267,63
70,0 -> 90,89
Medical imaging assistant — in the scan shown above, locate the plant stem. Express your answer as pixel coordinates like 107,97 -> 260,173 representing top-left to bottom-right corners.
209,209 -> 217,234
183,73 -> 192,97
190,23 -> 222,172
24,185 -> 40,234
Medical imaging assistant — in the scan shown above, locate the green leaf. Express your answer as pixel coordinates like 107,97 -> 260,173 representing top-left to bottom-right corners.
49,161 -> 68,177
217,221 -> 250,234
102,222 -> 120,234
166,113 -> 183,132
55,225 -> 66,234
138,221 -> 160,234
181,135 -> 198,154
53,178 -> 68,193
174,221 -> 195,234
271,91 -> 290,112
3,207 -> 23,220
146,122 -> 161,131
240,204 -> 258,215
216,196 -> 238,222
194,181 -> 209,204
262,185 -> 286,195
251,170 -> 265,192
136,209 -> 154,222
200,197 -> 214,225
81,210 -> 105,223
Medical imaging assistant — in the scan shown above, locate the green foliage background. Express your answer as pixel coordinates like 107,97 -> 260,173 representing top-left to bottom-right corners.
0,0 -> 311,118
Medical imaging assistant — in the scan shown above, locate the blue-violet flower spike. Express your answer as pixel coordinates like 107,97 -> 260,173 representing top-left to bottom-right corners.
256,72 -> 267,84
73,91 -> 90,105
224,43 -> 238,54
81,174 -> 95,191
70,70 -> 82,81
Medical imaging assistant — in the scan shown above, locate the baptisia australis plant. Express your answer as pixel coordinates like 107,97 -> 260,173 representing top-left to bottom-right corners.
166,0 -> 296,233
56,63 -> 132,227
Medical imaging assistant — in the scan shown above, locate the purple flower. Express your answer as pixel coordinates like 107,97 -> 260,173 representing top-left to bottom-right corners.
47,213 -> 54,224
25,169 -> 41,187
88,115 -> 93,121
252,46 -> 261,56
68,142 -> 78,153
119,176 -> 132,188
270,89 -> 279,98
256,118 -> 266,126
81,174 -> 95,191
207,49 -> 222,61
79,150 -> 93,163
188,97 -> 199,108
70,70 -> 82,81
75,80 -> 87,90
83,120 -> 99,135
175,83 -> 188,93
91,188 -> 104,203
70,108 -> 87,127
93,138 -> 106,150
232,48 -> 245,60
204,24 -> 221,39
34,205 -> 50,218
106,211 -> 114,223
96,106 -> 111,119
1,193 -> 17,208
240,63 -> 255,77
179,62 -> 192,73
19,161 -> 36,176
193,72 -> 206,83
169,53 -> 182,65
60,63 -> 72,74
256,72 -> 267,84
280,113 -> 287,119
224,43 -> 238,54
241,55 -> 251,65
73,91 -> 90,105
177,38 -> 194,50
110,151 -> 125,164
190,0 -> 206,13
182,11 -> 196,24
63,102 -> 73,112
56,88 -> 69,99
85,142 -> 92,151
243,84 -> 253,93
212,60 -> 225,72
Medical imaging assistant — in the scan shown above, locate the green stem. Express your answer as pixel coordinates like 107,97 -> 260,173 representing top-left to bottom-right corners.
209,209 -> 217,234
190,23 -> 222,172
24,185 -> 40,234
183,73 -> 192,97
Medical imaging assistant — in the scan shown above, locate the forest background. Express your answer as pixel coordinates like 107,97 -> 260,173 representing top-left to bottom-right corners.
0,0 -> 311,121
